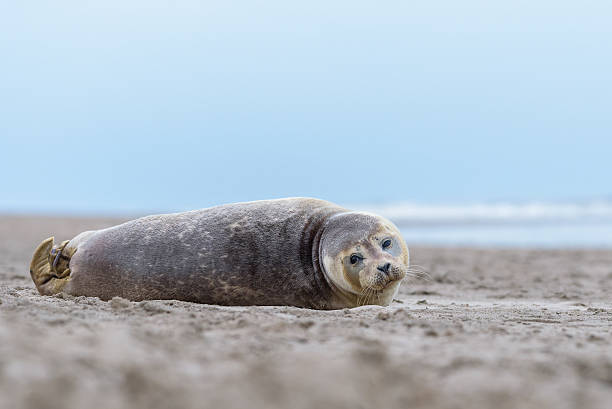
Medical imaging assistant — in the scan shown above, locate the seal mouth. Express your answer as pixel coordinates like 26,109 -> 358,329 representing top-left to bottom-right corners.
356,279 -> 401,306
357,287 -> 385,306
363,269 -> 404,292
354,267 -> 407,306
379,265 -> 406,288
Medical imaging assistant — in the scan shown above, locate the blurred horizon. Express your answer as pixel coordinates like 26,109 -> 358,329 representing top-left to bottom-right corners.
2,195 -> 612,218
2,1 -> 611,243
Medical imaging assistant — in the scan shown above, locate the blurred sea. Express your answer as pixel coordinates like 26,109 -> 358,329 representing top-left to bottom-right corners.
359,200 -> 612,248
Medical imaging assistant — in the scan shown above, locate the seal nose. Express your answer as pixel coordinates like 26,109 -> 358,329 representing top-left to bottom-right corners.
377,263 -> 391,274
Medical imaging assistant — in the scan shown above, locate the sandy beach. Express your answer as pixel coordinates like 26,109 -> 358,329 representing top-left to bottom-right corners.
1,215 -> 611,409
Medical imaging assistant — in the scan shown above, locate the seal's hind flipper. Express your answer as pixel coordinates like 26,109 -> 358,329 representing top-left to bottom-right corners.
30,237 -> 72,295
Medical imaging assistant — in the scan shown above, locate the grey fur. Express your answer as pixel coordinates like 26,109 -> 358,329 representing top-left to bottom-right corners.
37,198 -> 407,309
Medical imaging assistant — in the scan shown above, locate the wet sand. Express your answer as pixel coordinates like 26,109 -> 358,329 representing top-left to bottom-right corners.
1,215 -> 611,409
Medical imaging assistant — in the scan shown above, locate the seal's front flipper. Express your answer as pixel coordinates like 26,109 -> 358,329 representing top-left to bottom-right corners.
30,237 -> 73,295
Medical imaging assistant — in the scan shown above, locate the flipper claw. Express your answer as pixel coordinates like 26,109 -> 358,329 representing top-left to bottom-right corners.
30,237 -> 73,295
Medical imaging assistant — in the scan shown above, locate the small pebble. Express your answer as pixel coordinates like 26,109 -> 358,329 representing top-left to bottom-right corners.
299,320 -> 315,329
109,296 -> 131,310
376,311 -> 391,320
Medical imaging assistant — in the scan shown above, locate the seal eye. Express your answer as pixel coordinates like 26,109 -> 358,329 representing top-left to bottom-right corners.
350,254 -> 363,265
382,239 -> 392,250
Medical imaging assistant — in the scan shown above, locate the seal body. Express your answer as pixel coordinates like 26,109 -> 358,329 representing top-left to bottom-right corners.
30,198 -> 410,309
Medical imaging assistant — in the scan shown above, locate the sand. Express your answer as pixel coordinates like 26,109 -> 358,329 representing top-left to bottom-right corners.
1,215 -> 611,409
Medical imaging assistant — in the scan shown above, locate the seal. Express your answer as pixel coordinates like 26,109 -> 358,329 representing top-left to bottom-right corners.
29,198 -> 410,309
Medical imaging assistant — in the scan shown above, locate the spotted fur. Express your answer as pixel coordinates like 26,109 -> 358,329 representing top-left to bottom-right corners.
29,198 -> 410,309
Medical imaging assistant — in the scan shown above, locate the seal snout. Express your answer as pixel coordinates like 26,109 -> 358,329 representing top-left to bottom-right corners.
383,264 -> 407,284
364,264 -> 406,291
377,263 -> 391,274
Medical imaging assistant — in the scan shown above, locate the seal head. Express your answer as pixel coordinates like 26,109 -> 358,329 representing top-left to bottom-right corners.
319,212 -> 409,307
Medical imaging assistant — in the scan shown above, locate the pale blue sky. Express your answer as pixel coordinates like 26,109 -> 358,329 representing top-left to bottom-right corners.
1,1 -> 611,214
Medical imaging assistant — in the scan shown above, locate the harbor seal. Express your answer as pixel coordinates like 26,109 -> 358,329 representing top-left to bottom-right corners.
30,198 -> 410,309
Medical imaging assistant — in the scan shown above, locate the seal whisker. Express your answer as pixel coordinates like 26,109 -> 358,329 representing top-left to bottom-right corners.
363,288 -> 371,306
407,265 -> 431,282
363,289 -> 370,307
403,275 -> 431,286
358,288 -> 368,307
406,270 -> 431,280
364,288 -> 373,306
407,266 -> 429,274
369,287 -> 382,306
359,287 -> 374,307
